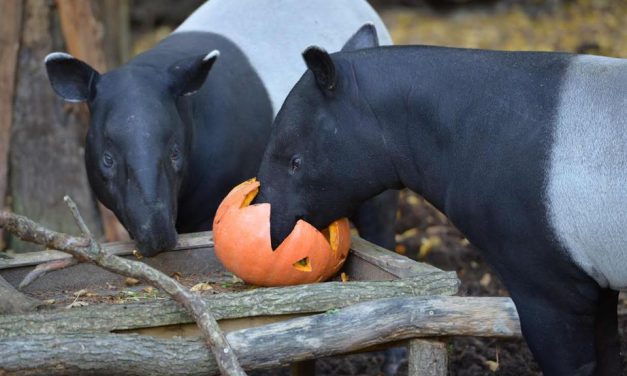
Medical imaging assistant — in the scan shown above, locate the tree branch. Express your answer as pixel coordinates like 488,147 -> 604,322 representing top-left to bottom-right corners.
0,198 -> 246,376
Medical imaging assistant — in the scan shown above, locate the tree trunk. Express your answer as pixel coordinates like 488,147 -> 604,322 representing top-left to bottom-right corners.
0,0 -> 23,251
54,0 -> 131,243
8,0 -> 103,252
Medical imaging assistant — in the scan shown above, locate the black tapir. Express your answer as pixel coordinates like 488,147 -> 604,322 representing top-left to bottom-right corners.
255,24 -> 627,375
43,0 -> 397,256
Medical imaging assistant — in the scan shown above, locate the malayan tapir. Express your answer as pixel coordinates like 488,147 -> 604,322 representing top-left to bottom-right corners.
44,0 -> 397,256
255,24 -> 627,375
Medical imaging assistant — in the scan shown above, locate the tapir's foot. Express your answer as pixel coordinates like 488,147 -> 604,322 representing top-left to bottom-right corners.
19,258 -> 78,289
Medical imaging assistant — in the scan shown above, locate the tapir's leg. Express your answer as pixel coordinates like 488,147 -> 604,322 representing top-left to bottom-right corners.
511,287 -> 598,375
503,268 -> 605,376
350,190 -> 399,250
594,288 -> 622,375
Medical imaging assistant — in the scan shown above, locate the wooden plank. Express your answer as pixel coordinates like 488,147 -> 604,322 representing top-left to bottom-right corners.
349,236 -> 444,278
0,0 -> 23,250
0,275 -> 459,337
0,231 -> 213,269
408,339 -> 448,376
0,296 -> 521,375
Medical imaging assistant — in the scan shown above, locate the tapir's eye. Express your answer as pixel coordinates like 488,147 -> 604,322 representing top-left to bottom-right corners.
290,155 -> 302,174
102,152 -> 114,168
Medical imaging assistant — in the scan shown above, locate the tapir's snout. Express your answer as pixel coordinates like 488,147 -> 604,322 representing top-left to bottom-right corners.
127,205 -> 178,257
124,200 -> 177,257
254,185 -> 300,250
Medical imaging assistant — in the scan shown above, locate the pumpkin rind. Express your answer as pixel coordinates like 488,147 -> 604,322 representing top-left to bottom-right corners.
213,179 -> 351,286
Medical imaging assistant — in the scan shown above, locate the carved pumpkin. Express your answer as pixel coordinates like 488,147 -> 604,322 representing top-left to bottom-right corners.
213,179 -> 351,286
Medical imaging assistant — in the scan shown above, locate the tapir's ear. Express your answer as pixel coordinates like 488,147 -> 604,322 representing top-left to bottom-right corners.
341,23 -> 379,52
168,50 -> 219,97
44,52 -> 100,102
302,47 -> 336,92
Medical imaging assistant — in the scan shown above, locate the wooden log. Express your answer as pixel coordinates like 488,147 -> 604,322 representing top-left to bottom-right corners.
0,275 -> 38,314
408,339 -> 448,376
0,274 -> 459,337
0,0 -> 23,250
0,296 -> 521,375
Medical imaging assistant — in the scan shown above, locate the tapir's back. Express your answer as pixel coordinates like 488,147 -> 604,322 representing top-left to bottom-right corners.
547,55 -> 627,290
174,0 -> 392,115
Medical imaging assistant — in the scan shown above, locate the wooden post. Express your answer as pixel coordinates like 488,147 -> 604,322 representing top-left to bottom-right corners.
0,0 -> 23,250
55,0 -> 129,242
9,0 -> 104,252
408,339 -> 448,376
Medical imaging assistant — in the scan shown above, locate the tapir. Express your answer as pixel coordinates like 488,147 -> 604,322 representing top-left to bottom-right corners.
44,0 -> 397,256
255,25 -> 627,375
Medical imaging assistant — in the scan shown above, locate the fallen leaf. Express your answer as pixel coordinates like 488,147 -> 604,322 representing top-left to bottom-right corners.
341,272 -> 349,282
419,236 -> 442,259
132,249 -> 143,259
66,301 -> 89,309
480,273 -> 492,287
124,277 -> 140,286
485,360 -> 499,372
191,282 -> 213,292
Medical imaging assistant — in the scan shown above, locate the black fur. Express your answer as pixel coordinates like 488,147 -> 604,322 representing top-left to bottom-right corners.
47,32 -> 273,256
256,45 -> 621,375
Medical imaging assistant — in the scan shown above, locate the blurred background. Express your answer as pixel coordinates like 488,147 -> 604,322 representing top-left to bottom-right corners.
1,0 -> 625,374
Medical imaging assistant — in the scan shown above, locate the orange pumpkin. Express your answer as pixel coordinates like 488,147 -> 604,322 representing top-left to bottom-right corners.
213,178 -> 351,286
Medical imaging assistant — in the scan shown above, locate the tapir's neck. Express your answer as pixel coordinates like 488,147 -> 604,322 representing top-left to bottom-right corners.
349,46 -> 571,215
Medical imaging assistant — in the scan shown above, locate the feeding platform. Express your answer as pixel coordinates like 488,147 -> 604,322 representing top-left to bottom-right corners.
0,232 -> 520,375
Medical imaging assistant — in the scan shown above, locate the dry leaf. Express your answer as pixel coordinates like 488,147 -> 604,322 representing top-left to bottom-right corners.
191,282 -> 213,292
419,236 -> 442,258
485,360 -> 499,372
66,301 -> 89,309
480,273 -> 492,287
142,286 -> 156,294
125,277 -> 140,286
341,272 -> 349,282
132,249 -> 143,259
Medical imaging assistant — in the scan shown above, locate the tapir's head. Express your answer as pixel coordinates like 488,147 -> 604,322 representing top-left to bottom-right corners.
44,51 -> 219,256
256,24 -> 393,248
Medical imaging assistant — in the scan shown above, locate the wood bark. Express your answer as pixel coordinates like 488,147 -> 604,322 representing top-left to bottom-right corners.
0,0 -> 23,250
408,339 -> 448,376
9,0 -> 102,252
0,203 -> 246,376
0,274 -> 459,337
0,275 -> 39,315
55,0 -> 129,242
0,296 -> 521,375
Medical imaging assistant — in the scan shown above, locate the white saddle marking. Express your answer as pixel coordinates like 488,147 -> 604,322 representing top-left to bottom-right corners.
174,0 -> 392,116
547,55 -> 627,289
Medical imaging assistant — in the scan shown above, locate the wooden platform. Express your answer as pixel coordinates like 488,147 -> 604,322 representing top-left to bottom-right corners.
0,233 -> 519,376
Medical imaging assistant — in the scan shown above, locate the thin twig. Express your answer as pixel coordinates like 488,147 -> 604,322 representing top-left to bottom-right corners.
64,195 -> 93,239
0,200 -> 247,376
